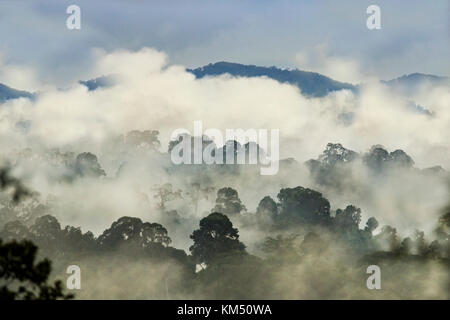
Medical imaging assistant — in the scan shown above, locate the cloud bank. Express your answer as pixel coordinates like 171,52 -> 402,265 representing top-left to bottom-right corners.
0,47 -> 448,245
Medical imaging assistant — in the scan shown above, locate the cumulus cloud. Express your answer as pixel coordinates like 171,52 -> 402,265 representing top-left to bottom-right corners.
294,44 -> 370,84
0,54 -> 42,92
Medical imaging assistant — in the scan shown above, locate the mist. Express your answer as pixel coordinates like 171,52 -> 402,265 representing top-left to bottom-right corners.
0,47 -> 448,299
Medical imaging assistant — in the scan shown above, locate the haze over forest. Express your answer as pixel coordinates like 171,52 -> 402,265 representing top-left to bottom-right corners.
0,44 -> 448,299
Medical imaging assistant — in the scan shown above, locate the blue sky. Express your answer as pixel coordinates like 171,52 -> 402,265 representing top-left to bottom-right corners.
0,0 -> 448,85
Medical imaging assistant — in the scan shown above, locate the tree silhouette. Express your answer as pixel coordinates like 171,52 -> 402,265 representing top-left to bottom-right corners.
0,239 -> 73,300
364,217 -> 379,234
276,186 -> 331,226
256,196 -> 278,220
190,212 -> 245,266
74,152 -> 106,178
98,216 -> 171,249
212,187 -> 246,216
334,205 -> 362,232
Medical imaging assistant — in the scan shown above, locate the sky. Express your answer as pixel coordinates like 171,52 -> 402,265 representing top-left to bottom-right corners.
0,0 -> 448,89
0,1 -> 449,238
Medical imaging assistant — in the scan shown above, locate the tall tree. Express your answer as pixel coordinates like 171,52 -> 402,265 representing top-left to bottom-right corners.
74,152 -> 106,178
334,205 -> 362,232
189,212 -> 245,266
276,186 -> 331,226
212,187 -> 246,216
98,216 -> 171,249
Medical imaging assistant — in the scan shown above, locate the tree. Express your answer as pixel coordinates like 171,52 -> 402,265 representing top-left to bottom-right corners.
30,215 -> 62,249
276,186 -> 331,226
363,146 -> 414,172
0,239 -> 73,300
412,230 -> 428,255
363,146 -> 391,172
374,225 -> 400,251
98,216 -> 171,249
152,183 -> 183,210
400,237 -> 413,255
74,152 -> 106,178
0,220 -> 31,242
123,130 -> 161,151
0,167 -> 30,202
60,225 -> 96,253
261,234 -> 300,262
334,205 -> 362,232
189,212 -> 246,266
318,143 -> 358,166
212,187 -> 246,216
256,196 -> 278,220
390,150 -> 414,168
364,217 -> 379,234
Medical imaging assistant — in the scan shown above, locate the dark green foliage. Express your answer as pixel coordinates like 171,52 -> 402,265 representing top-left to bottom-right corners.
363,146 -> 414,171
190,212 -> 246,265
0,239 -> 73,300
61,226 -> 96,253
1,161 -> 448,299
0,215 -> 98,256
98,216 -> 172,249
306,144 -> 416,189
276,186 -> 331,226
256,196 -> 278,220
334,205 -> 362,232
364,217 -> 379,233
318,143 -> 359,166
212,187 -> 246,216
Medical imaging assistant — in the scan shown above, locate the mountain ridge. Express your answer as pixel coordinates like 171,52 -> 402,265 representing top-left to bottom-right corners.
1,63 -> 448,103
187,61 -> 356,97
0,83 -> 34,103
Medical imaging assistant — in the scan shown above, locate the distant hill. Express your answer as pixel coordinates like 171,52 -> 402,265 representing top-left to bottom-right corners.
187,62 -> 356,97
383,73 -> 448,87
79,75 -> 115,91
2,66 -> 447,104
0,83 -> 33,103
382,73 -> 449,96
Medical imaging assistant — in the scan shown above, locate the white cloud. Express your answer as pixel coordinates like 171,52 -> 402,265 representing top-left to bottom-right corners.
0,47 -> 448,237
294,44 -> 370,84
